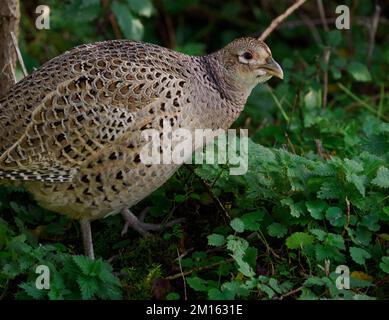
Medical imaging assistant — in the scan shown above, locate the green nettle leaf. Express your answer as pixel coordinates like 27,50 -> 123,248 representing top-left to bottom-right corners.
354,226 -> 372,246
350,247 -> 372,265
325,207 -> 346,227
360,214 -> 380,232
19,282 -> 47,300
286,232 -> 315,249
371,166 -> 389,188
326,233 -> 345,250
268,278 -> 283,294
187,277 -> 208,292
174,194 -> 186,203
240,211 -> 264,231
347,62 -> 372,82
315,244 -> 345,263
208,288 -> 229,300
222,281 -> 250,298
166,292 -> 180,300
317,179 -> 343,199
207,234 -> 225,247
258,283 -> 275,298
304,277 -> 325,287
77,275 -> 99,300
230,218 -> 245,233
331,66 -> 342,79
306,200 -> 327,220
310,228 -> 327,241
73,255 -> 93,275
243,246 -> 258,270
226,236 -> 255,278
379,257 -> 389,274
326,30 -> 342,47
267,223 -> 287,238
349,174 -> 367,196
281,198 -> 304,218
99,265 -> 121,286
344,158 -> 364,173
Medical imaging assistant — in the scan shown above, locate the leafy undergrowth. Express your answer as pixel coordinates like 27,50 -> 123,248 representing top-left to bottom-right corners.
1,0 -> 388,300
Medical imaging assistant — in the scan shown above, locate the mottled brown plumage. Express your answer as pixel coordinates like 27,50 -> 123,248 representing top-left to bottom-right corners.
0,37 -> 283,258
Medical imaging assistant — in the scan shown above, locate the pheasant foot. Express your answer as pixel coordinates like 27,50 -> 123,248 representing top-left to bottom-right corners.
121,208 -> 184,236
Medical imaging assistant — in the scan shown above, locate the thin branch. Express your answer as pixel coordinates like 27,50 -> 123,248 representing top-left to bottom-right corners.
9,60 -> 16,83
259,0 -> 307,41
315,139 -> 329,160
285,132 -> 297,154
2,60 -> 16,84
10,30 -> 27,77
176,248 -> 187,300
279,286 -> 303,300
322,46 -> 331,109
342,197 -> 351,237
108,13 -> 122,39
266,85 -> 290,123
316,0 -> 329,32
367,5 -> 381,66
165,258 -> 234,280
338,83 -> 389,122
298,12 -> 323,45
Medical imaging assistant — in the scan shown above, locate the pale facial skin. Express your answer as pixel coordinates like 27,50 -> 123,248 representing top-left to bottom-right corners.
219,37 -> 284,91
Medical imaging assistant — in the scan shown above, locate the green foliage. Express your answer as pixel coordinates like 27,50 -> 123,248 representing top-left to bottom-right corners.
349,247 -> 372,265
2,0 -> 388,300
0,218 -> 121,300
286,233 -> 315,250
112,0 -> 154,40
347,62 -> 372,82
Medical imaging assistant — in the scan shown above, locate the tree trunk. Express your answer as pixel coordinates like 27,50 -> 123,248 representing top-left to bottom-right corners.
0,0 -> 20,98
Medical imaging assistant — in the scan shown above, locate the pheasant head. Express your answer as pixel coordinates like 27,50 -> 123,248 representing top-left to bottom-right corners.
214,37 -> 283,93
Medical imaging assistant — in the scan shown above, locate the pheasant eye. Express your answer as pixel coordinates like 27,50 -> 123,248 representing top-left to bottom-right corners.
243,52 -> 253,60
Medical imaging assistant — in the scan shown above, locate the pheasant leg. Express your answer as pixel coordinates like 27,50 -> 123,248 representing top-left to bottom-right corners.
121,208 -> 184,236
80,219 -> 95,260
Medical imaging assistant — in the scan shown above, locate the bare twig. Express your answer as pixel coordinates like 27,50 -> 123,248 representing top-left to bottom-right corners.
0,0 -> 20,96
298,12 -> 323,45
10,61 -> 16,83
254,231 -> 281,259
10,30 -> 27,77
344,93 -> 383,111
108,13 -> 122,39
285,132 -> 297,154
176,248 -> 187,300
367,5 -> 381,66
316,0 -> 330,109
202,178 -> 231,219
343,197 -> 351,236
338,83 -> 389,122
316,0 -> 329,32
165,258 -> 234,280
259,0 -> 307,41
266,85 -> 290,123
101,0 -> 122,39
322,46 -> 331,109
279,286 -> 303,299
315,139 -> 328,160
2,61 -> 16,84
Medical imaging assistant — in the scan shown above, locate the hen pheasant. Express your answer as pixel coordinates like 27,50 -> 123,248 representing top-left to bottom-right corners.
0,37 -> 283,259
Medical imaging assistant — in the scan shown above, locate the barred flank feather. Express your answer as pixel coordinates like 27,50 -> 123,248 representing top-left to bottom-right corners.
0,167 -> 77,182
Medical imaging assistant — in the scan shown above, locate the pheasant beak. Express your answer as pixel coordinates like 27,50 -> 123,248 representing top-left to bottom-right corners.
262,57 -> 284,79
